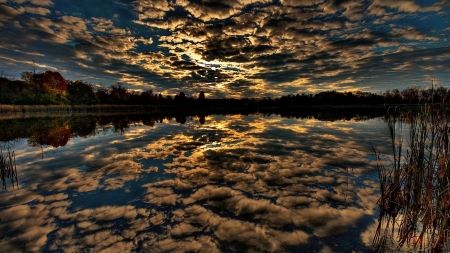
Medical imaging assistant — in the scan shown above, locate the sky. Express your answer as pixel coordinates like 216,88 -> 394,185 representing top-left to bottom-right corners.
0,0 -> 449,98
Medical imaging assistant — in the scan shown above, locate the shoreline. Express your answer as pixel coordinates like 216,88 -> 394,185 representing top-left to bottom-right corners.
0,104 -> 392,121
0,103 -> 443,120
0,103 -> 394,112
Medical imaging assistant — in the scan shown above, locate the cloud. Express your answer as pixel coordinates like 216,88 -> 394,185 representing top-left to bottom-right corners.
18,15 -> 92,44
144,186 -> 181,205
134,0 -> 173,20
0,4 -> 24,26
392,61 -> 413,71
280,0 -> 323,7
90,17 -> 130,35
391,27 -> 439,41
276,195 -> 315,207
0,204 -> 56,252
14,0 -> 53,6
369,0 -> 423,13
0,0 -> 449,97
294,206 -> 366,237
23,6 -> 50,15
175,0 -> 272,22
323,0 -> 365,17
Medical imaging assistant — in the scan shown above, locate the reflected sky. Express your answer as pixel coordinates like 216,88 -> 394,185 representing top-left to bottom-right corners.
0,1 -> 449,96
0,114 -> 399,252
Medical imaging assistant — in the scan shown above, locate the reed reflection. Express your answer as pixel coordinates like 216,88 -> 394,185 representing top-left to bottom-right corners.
0,111 -> 390,252
0,148 -> 18,190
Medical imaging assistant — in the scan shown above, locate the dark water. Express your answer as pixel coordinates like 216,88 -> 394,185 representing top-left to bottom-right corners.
0,112 -> 395,252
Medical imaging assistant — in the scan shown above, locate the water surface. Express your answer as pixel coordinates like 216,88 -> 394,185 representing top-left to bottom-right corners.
0,113 -> 395,252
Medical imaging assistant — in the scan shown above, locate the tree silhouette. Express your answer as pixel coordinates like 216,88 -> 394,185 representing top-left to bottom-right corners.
141,90 -> 156,104
95,86 -> 111,104
110,83 -> 129,103
67,80 -> 97,104
198,115 -> 206,124
2,72 -> 450,107
174,92 -> 187,104
199,91 -> 206,100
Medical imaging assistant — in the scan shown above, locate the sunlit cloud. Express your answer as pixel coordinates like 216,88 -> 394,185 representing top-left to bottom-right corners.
14,0 -> 53,6
0,0 -> 448,96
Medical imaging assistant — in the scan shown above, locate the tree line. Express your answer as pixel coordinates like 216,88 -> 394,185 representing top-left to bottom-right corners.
0,70 -> 448,107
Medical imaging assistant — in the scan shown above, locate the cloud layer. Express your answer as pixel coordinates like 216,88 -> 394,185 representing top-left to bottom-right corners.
0,0 -> 449,97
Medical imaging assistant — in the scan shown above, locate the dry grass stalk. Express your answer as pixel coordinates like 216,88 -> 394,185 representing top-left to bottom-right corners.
373,104 -> 450,252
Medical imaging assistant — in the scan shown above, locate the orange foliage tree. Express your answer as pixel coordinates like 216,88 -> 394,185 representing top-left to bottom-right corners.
38,70 -> 67,92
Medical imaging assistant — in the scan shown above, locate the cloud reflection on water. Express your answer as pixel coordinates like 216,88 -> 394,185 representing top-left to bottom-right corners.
0,114 -> 393,252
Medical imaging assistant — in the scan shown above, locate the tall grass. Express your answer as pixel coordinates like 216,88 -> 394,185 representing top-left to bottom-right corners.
0,104 -> 163,114
0,104 -> 72,113
372,104 -> 450,252
0,148 -> 18,190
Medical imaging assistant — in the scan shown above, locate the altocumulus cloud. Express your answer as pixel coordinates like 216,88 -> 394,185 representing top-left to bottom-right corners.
0,0 -> 449,97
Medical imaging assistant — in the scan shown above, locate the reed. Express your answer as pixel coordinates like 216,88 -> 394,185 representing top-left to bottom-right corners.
372,104 -> 450,252
0,148 -> 18,190
0,104 -> 159,114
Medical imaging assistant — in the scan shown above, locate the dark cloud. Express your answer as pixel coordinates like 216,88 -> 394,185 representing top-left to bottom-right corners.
171,60 -> 202,70
330,38 -> 378,48
0,0 -> 448,96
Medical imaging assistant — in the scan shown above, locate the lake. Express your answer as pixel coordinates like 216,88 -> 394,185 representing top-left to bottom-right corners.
0,111 -> 396,252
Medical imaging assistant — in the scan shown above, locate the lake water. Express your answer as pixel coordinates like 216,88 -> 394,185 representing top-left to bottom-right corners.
0,112 -> 396,252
